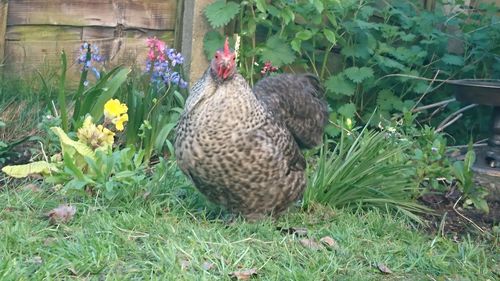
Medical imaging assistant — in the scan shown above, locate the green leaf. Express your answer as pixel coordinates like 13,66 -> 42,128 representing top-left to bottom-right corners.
2,161 -> 59,178
260,36 -> 295,67
442,54 -> 464,66
338,103 -> 357,119
343,67 -> 374,83
310,0 -> 324,13
89,67 -> 131,121
255,0 -> 267,13
51,127 -> 95,160
204,0 -> 240,28
325,75 -> 355,97
295,30 -> 313,41
203,31 -> 224,59
376,90 -> 403,111
323,29 -> 337,45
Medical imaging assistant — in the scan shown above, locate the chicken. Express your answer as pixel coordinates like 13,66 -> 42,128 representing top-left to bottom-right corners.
174,38 -> 328,220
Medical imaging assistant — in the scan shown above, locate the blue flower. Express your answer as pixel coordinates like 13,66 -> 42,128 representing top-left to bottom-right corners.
77,41 -> 104,82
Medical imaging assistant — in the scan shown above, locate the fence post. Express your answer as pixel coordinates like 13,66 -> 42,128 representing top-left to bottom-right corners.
0,0 -> 8,66
181,0 -> 214,85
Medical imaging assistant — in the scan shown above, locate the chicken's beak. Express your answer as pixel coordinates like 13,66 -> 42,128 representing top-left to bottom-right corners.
218,58 -> 232,79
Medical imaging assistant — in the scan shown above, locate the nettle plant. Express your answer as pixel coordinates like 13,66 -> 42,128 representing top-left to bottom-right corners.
203,0 -> 499,134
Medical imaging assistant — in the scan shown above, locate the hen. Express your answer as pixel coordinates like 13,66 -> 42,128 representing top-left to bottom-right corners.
175,39 -> 328,220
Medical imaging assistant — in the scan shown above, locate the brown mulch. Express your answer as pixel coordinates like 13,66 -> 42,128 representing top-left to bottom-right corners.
420,191 -> 499,237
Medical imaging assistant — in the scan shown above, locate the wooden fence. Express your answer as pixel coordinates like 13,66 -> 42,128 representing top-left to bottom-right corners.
0,0 -> 498,84
0,0 -> 179,80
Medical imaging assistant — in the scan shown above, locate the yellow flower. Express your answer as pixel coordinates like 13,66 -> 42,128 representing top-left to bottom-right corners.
104,99 -> 128,131
104,99 -> 128,118
114,114 -> 129,131
77,116 -> 115,150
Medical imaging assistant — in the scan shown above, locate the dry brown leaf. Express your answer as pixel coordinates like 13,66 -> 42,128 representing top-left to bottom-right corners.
24,183 -> 42,192
47,204 -> 76,224
180,259 -> 191,271
30,256 -> 43,265
278,226 -> 308,237
377,263 -> 393,274
320,236 -> 337,248
229,268 -> 258,280
202,261 -> 215,271
43,238 -> 56,246
299,238 -> 322,250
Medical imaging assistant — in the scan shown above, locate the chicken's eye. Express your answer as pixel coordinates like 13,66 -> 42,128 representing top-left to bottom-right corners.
233,57 -> 235,61
215,55 -> 219,59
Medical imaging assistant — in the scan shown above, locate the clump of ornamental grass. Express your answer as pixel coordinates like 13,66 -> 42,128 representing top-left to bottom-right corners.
303,122 -> 430,223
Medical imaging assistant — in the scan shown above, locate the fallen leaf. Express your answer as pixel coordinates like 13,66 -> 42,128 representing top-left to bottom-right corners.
43,238 -> 56,246
29,256 -> 43,265
142,191 -> 151,200
299,238 -> 322,250
180,259 -> 191,271
229,268 -> 258,280
202,261 -> 215,271
24,183 -> 42,192
377,263 -> 392,274
320,236 -> 337,248
47,204 -> 76,224
278,226 -> 308,237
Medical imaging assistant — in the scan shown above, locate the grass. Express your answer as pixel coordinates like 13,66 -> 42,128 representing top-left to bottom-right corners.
0,162 -> 498,280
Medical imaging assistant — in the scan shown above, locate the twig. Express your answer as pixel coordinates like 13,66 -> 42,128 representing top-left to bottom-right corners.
436,103 -> 478,131
452,196 -> 485,233
436,114 -> 463,132
412,70 -> 441,111
51,100 -> 59,118
412,98 -> 456,113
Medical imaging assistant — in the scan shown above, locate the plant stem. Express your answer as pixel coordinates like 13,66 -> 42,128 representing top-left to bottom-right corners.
58,51 -> 68,132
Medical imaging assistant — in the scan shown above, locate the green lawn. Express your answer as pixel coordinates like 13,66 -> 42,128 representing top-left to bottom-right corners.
0,164 -> 498,281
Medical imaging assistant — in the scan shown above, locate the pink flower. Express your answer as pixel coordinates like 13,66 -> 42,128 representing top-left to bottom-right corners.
261,61 -> 278,75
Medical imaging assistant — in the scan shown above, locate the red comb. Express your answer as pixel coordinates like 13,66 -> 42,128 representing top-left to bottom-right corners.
224,37 -> 230,55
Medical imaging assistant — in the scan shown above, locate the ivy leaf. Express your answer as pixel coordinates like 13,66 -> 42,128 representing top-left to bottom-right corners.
325,74 -> 355,97
203,31 -> 224,60
260,36 -> 295,67
442,54 -> 464,66
204,0 -> 240,29
344,67 -> 374,83
338,103 -> 357,119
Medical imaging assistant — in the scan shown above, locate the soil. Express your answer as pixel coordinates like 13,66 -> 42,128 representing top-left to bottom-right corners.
419,187 -> 499,237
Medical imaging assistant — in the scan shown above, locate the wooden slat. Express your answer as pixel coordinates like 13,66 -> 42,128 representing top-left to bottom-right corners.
7,0 -> 177,30
0,1 -> 8,64
6,25 -> 82,41
4,30 -> 174,80
122,0 -> 177,30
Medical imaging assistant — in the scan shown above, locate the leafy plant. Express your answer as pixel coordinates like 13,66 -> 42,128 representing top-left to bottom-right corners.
203,0 -> 498,137
303,123 -> 429,223
1,99 -> 148,201
452,143 -> 489,213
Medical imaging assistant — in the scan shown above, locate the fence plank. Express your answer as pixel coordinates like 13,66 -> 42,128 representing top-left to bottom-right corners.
7,0 -> 176,30
0,1 -> 8,64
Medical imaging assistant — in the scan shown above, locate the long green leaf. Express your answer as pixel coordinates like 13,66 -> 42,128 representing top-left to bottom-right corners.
89,67 -> 131,121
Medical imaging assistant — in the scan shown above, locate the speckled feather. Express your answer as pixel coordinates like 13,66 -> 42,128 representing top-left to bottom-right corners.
175,68 -> 327,220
